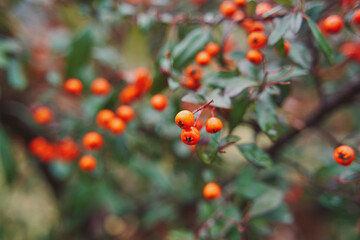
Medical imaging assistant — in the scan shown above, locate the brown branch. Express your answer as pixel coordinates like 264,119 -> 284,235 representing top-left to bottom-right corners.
267,76 -> 360,156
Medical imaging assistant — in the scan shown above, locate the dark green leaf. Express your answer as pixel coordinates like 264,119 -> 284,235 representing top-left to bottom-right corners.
306,18 -> 333,63
268,14 -> 291,45
220,135 -> 240,146
224,78 -> 256,98
229,97 -> 250,133
172,28 -> 210,69
249,187 -> 284,217
237,143 -> 273,168
7,58 -> 27,90
181,93 -> 206,104
0,125 -> 16,184
66,27 -> 94,77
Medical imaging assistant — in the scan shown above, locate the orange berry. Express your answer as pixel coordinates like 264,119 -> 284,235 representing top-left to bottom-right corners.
29,137 -> 56,162
96,109 -> 115,128
284,40 -> 291,54
203,182 -> 222,200
353,9 -> 360,24
185,65 -> 203,81
64,78 -> 83,95
57,137 -> 80,162
79,155 -> 97,172
255,2 -> 272,17
33,106 -> 53,125
116,105 -> 135,122
232,10 -> 246,22
107,117 -> 126,135
175,110 -> 195,129
82,132 -> 103,151
323,15 -> 343,34
234,0 -> 246,7
248,21 -> 265,33
205,42 -> 221,57
29,137 -> 48,156
205,117 -> 223,133
195,51 -> 211,65
333,145 -> 355,166
134,67 -> 153,93
90,78 -> 111,95
118,84 -> 141,104
181,77 -> 202,90
219,1 -> 237,17
181,127 -> 201,145
248,31 -> 267,49
150,94 -> 168,111
246,49 -> 263,65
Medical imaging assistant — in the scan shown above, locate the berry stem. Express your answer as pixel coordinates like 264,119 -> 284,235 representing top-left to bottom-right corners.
335,176 -> 360,185
193,108 -> 204,127
192,99 -> 214,114
211,107 -> 215,117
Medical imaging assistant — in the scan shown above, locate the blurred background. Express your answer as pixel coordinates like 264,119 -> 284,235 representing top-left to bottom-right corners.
1,0 -> 360,239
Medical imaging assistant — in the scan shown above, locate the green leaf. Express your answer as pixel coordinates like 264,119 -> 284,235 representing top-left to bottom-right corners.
274,0 -> 293,6
267,205 -> 293,223
268,14 -> 291,45
237,143 -> 273,168
288,43 -> 312,69
181,93 -> 206,104
167,77 -> 180,91
229,97 -> 249,133
66,27 -> 94,77
224,78 -> 256,98
290,12 -> 303,33
261,5 -> 283,18
256,93 -> 280,140
249,187 -> 284,217
172,28 -> 210,69
206,89 -> 231,109
228,51 -> 246,60
0,125 -> 16,184
235,168 -> 268,199
6,58 -> 27,90
306,18 -> 333,63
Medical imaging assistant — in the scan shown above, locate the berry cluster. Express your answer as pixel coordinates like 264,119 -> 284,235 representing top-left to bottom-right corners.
175,101 -> 223,146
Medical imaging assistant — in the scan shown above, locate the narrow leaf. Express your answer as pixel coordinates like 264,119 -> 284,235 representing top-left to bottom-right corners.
306,18 -> 333,63
172,28 -> 210,69
268,14 -> 291,45
0,125 -> 17,184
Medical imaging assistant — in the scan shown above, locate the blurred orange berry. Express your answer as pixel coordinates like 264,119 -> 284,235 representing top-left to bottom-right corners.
64,78 -> 83,95
323,15 -> 343,34
96,109 -> 115,128
116,105 -> 135,122
203,182 -> 222,200
219,1 -> 237,17
150,94 -> 168,111
91,78 -> 111,95
205,42 -> 221,57
79,155 -> 97,172
82,132 -> 103,151
195,51 -> 211,65
33,106 -> 53,125
185,65 -> 203,81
